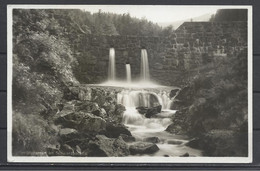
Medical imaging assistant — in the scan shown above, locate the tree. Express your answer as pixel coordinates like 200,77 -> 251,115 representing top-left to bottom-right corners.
211,9 -> 247,22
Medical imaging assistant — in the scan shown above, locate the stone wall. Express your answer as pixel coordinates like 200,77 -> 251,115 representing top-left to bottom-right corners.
73,21 -> 247,86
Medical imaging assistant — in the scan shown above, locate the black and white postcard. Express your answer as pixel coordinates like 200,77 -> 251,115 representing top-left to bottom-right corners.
7,5 -> 253,163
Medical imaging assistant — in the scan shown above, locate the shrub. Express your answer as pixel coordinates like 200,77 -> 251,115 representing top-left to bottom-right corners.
12,112 -> 58,156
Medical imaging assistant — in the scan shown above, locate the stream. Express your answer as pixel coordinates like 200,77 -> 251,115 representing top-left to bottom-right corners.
123,109 -> 202,157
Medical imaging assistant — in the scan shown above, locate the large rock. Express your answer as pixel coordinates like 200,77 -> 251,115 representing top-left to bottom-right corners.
120,134 -> 135,142
145,105 -> 162,118
129,142 -> 159,155
55,112 -> 106,133
60,144 -> 74,155
105,122 -> 132,138
85,135 -> 130,157
165,123 -> 184,135
78,113 -> 106,133
136,106 -> 148,114
136,105 -> 162,118
75,101 -> 99,113
59,128 -> 78,141
75,101 -> 106,118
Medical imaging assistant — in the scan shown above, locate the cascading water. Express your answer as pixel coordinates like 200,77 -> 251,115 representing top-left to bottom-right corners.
158,91 -> 172,109
117,89 -> 202,157
126,64 -> 131,83
117,90 -> 164,108
117,90 -> 173,125
140,49 -> 150,81
108,48 -> 116,81
96,48 -> 201,157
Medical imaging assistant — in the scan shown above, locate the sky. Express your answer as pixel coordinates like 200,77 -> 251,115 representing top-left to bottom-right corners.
82,5 -> 220,23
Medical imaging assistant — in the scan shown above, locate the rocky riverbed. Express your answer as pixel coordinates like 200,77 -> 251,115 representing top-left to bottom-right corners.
45,85 -> 200,157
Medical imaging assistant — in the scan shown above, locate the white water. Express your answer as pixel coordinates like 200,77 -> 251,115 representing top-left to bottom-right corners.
117,90 -> 171,110
116,89 -> 202,157
141,49 -> 150,81
108,48 -> 116,81
127,123 -> 202,157
122,105 -> 202,157
104,48 -> 201,157
104,48 -> 159,88
126,64 -> 131,83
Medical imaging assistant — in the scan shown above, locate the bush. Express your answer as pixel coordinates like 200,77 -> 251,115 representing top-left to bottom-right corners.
12,112 -> 58,156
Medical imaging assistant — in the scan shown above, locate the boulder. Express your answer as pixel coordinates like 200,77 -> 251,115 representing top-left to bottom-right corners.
105,122 -> 132,138
60,144 -> 74,155
59,128 -> 78,141
120,134 -> 135,142
135,105 -> 162,118
129,142 -> 159,155
86,135 -> 130,157
104,104 -> 125,123
145,108 -> 158,118
55,112 -> 106,133
75,101 -> 100,114
92,108 -> 107,118
144,137 -> 160,143
165,123 -> 186,135
78,113 -> 106,133
136,106 -> 148,114
54,112 -> 80,129
74,100 -> 107,118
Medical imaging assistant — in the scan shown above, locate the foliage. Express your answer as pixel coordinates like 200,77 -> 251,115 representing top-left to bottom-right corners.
12,9 -> 80,155
171,48 -> 248,136
13,9 -> 79,115
12,112 -> 58,156
210,9 -> 248,22
168,49 -> 248,156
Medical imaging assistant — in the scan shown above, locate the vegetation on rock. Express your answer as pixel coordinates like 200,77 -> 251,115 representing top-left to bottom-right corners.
167,49 -> 248,156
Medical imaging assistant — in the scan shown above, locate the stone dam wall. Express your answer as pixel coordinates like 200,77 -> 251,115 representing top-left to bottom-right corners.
74,21 -> 247,86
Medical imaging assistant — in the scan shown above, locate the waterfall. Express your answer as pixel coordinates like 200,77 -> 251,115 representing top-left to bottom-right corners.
158,91 -> 171,109
126,64 -> 131,83
108,48 -> 116,81
117,90 -> 163,108
117,90 -> 174,125
140,49 -> 150,81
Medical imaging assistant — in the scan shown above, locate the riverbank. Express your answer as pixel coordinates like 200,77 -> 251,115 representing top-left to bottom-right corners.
165,49 -> 248,156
